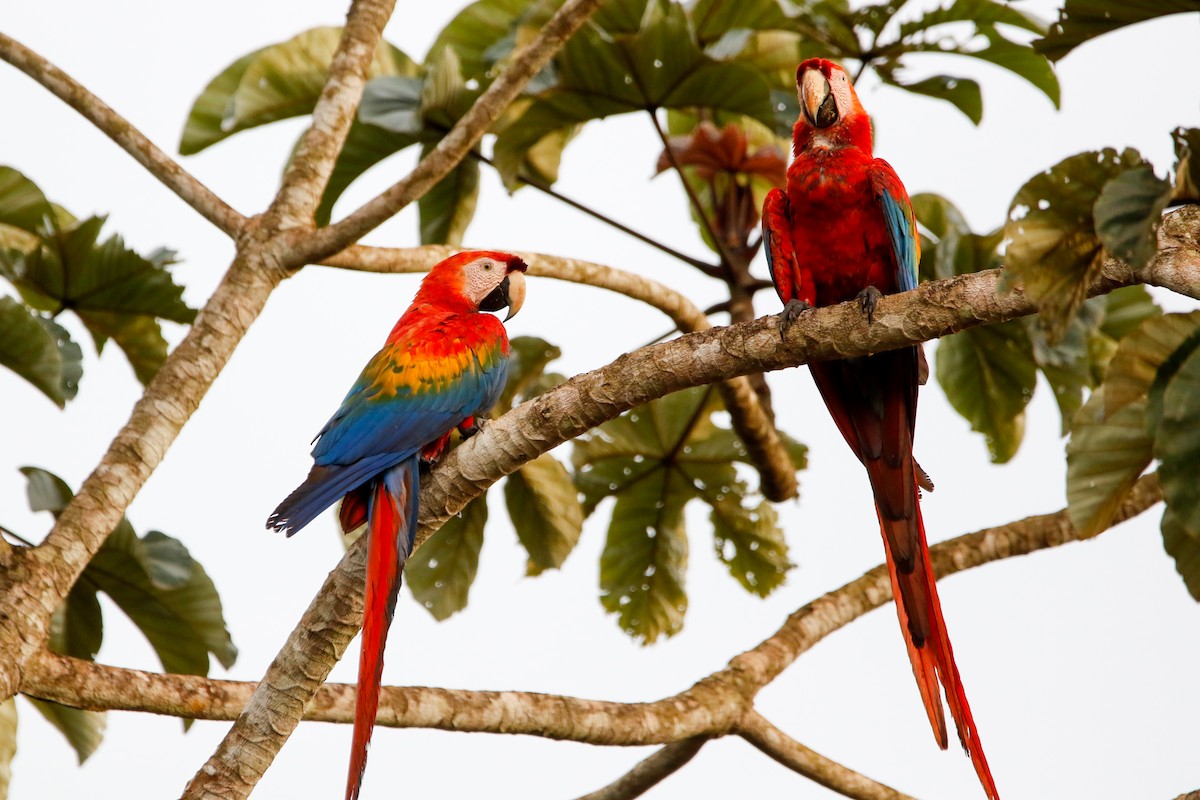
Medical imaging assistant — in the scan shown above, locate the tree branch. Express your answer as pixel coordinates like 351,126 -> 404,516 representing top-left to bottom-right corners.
268,0 -> 397,225
571,739 -> 708,800
0,32 -> 244,238
301,0 -> 606,262
738,710 -> 916,800
323,245 -> 799,499
20,475 -> 1163,748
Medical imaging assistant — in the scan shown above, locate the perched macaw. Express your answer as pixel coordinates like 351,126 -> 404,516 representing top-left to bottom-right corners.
267,251 -> 528,800
762,58 -> 999,799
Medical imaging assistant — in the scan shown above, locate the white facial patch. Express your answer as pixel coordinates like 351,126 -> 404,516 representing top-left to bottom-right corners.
462,257 -> 507,306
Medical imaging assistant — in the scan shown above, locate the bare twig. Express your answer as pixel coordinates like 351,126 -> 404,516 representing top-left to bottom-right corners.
0,32 -> 244,237
572,739 -> 709,800
302,0 -> 606,262
738,710 -> 916,800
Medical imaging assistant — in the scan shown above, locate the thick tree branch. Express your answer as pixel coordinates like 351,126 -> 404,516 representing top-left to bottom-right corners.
324,244 -> 799,500
0,32 -> 244,237
300,0 -> 605,262
738,710 -> 916,800
21,475 -> 1163,748
572,739 -> 708,800
269,0 -> 396,225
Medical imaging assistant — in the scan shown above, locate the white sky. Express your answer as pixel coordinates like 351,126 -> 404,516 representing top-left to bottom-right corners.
2,2 -> 1199,799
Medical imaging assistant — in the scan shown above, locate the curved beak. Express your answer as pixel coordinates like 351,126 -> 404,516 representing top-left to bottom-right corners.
502,269 -> 526,321
799,69 -> 838,129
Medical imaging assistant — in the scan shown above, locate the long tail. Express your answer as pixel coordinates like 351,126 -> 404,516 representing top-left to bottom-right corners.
810,350 -> 998,800
345,456 -> 419,800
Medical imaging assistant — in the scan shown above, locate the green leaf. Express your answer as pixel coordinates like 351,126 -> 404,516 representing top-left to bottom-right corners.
1005,148 -> 1144,344
418,144 -> 481,245
1171,127 -> 1200,205
1103,311 -> 1200,419
1028,298 -> 1103,434
497,335 -> 564,414
707,476 -> 790,597
575,386 -> 799,640
1035,0 -> 1200,62
49,587 -> 103,662
0,166 -> 54,233
884,74 -> 982,125
958,25 -> 1060,109
1156,343 -> 1200,553
897,0 -> 1046,39
427,0 -> 531,80
598,466 -> 690,644
180,27 -> 416,154
315,120 -> 418,226
0,297 -> 80,407
406,496 -> 487,620
505,454 -> 584,576
935,320 -> 1037,462
27,698 -> 105,765
1097,285 -> 1161,342
76,311 -> 168,385
1094,165 -> 1172,269
359,76 -> 425,135
0,698 -> 15,798
689,0 -> 792,46
1066,387 -> 1153,538
20,467 -> 237,675
1162,507 -> 1200,601
493,1 -> 775,186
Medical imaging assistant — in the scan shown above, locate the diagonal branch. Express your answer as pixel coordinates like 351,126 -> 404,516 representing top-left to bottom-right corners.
738,710 -> 916,800
0,32 -> 244,237
268,0 -> 397,225
324,244 -> 798,500
300,0 -> 606,262
21,475 -> 1163,747
572,739 -> 709,800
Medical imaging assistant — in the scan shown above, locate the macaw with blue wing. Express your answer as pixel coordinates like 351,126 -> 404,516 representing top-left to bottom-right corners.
762,58 -> 999,799
267,251 -> 528,800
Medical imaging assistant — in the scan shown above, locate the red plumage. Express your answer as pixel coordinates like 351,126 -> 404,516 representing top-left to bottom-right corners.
763,58 -> 999,799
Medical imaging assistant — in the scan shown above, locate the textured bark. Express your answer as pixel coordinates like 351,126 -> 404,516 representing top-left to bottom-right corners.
0,32 -> 244,236
572,739 -> 708,800
22,474 -> 1162,741
738,711 -> 916,800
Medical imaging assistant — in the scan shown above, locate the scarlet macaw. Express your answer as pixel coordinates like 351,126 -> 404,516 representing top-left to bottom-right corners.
267,251 -> 528,800
762,59 -> 998,799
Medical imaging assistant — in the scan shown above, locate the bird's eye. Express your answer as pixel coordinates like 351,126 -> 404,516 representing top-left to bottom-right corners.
482,262 -> 493,271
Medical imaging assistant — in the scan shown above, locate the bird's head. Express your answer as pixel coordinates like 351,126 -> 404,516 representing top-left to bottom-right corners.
420,250 -> 528,320
792,58 -> 870,152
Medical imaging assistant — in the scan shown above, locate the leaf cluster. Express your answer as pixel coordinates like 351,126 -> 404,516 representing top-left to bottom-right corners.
0,468 -> 235,762
0,167 -> 195,406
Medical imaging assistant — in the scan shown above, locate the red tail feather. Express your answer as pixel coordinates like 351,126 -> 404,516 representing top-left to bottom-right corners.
346,470 -> 411,800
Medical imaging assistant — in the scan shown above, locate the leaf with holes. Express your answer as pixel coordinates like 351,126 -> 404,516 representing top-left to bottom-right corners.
1005,148 -> 1145,344
505,454 -> 583,576
180,27 -> 415,154
936,320 -> 1037,462
406,496 -> 487,620
574,386 -> 800,641
1094,165 -> 1172,269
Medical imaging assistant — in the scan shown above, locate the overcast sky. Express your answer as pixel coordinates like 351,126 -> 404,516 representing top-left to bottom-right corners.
2,2 -> 1199,799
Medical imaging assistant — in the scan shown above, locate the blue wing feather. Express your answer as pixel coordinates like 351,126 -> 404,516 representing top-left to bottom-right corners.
869,160 -> 919,294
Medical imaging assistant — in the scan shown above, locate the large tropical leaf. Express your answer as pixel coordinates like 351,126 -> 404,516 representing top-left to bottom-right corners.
27,699 -> 105,766
936,320 -> 1036,462
1156,344 -> 1200,569
574,386 -> 801,642
180,27 -> 416,154
1035,0 -> 1200,62
493,0 -> 775,187
1005,148 -> 1145,344
406,496 -> 487,620
0,166 -> 54,234
505,453 -> 584,576
1093,165 -> 1172,269
0,298 -> 81,407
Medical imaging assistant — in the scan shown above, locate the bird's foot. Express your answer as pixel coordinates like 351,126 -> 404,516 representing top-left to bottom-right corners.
779,299 -> 812,339
457,416 -> 485,440
856,286 -> 883,324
